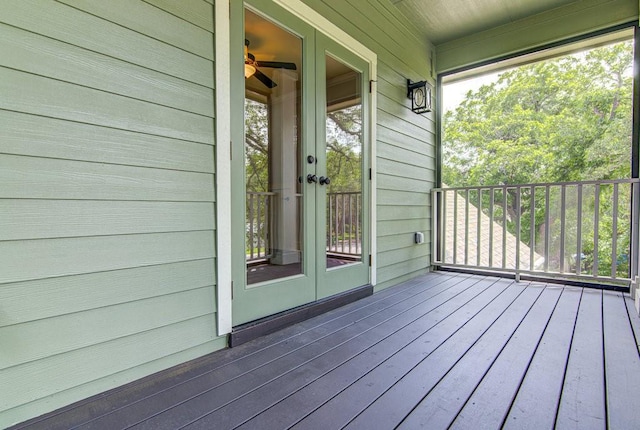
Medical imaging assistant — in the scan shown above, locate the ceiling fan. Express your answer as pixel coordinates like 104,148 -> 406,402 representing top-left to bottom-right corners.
244,39 -> 297,89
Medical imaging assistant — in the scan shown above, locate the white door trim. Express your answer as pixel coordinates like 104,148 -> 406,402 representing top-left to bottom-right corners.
215,0 -> 232,335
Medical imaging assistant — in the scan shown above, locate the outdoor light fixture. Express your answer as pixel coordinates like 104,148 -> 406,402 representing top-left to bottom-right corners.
407,79 -> 432,114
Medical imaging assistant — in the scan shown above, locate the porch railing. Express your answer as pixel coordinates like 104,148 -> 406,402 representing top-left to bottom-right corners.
432,179 -> 639,286
327,191 -> 362,257
246,191 -> 363,262
246,191 -> 274,262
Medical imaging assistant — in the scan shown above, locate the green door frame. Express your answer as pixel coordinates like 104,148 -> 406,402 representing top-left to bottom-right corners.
228,0 -> 378,327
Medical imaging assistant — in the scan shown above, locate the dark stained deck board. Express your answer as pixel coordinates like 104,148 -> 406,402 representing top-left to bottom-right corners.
502,286 -> 583,430
18,272 -> 454,430
397,284 -> 561,429
12,272 -> 640,430
74,273 -> 461,429
602,291 -> 640,429
188,276 -> 505,429
84,273 -> 474,429
624,295 -> 640,351
341,283 -> 544,429
233,277 -> 509,430
555,288 -> 607,430
443,286 -> 562,429
132,275 -> 491,429
291,278 -> 527,429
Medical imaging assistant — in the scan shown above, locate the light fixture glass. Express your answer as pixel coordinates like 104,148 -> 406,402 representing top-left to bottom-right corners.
245,63 -> 256,78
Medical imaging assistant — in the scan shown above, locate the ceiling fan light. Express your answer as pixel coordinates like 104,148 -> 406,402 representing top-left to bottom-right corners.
244,63 -> 256,78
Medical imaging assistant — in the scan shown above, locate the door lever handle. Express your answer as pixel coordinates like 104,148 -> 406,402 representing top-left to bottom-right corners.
307,174 -> 318,184
319,176 -> 331,185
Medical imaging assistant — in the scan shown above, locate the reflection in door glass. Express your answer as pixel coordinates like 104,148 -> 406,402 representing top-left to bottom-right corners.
325,55 -> 363,268
244,9 -> 303,284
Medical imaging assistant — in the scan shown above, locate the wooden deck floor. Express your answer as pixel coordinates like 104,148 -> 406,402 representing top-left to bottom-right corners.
13,272 -> 640,430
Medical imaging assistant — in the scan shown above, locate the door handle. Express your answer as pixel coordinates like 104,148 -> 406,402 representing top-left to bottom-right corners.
307,174 -> 318,184
319,176 -> 331,185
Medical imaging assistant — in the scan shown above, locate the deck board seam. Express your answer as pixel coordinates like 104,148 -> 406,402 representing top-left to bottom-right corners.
149,276 -> 489,428
225,277 -> 504,429
498,284 -> 563,429
439,283 -> 549,429
120,275 -> 481,428
284,278 -> 517,430
340,279 -> 527,428
75,274 -> 458,427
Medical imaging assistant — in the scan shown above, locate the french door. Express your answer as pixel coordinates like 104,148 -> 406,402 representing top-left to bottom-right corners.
231,0 -> 370,325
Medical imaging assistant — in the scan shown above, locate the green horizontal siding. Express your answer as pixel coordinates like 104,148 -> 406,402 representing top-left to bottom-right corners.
0,22 -> 214,116
0,0 -> 213,86
0,0 -> 220,427
1,112 -> 214,172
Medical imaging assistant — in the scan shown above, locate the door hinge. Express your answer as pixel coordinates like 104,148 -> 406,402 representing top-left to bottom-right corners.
369,168 -> 372,180
231,280 -> 234,300
230,141 -> 233,160
369,80 -> 376,93
369,255 -> 372,267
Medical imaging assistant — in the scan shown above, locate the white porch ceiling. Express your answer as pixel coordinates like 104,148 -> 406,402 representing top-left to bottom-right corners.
390,0 -> 579,45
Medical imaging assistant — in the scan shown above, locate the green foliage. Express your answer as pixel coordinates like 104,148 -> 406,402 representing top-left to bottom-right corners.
244,98 -> 269,192
326,106 -> 362,193
443,41 -> 633,188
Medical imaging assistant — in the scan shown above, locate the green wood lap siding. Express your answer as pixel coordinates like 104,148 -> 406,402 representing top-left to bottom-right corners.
0,0 -> 220,427
300,0 -> 436,289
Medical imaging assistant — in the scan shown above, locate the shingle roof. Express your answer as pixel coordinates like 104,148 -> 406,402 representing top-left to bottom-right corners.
441,188 -> 544,270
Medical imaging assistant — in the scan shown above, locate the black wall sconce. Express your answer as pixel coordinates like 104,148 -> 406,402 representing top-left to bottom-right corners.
407,79 -> 432,114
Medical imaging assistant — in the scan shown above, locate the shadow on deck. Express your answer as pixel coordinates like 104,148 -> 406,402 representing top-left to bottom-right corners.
12,272 -> 640,429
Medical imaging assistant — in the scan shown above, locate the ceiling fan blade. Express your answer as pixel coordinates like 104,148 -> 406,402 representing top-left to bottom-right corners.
253,68 -> 277,88
257,61 -> 297,70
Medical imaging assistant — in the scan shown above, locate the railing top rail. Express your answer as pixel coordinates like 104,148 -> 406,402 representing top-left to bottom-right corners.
433,178 -> 640,193
327,191 -> 362,196
247,191 -> 277,196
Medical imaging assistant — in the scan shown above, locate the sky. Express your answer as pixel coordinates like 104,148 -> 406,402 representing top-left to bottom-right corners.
442,72 -> 500,113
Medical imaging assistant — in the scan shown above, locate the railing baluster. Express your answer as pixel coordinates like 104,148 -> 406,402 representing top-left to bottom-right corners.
465,189 -> 470,265
336,193 -> 339,253
355,194 -> 362,254
432,190 -> 439,263
489,188 -> 494,267
453,191 -> 458,264
502,187 -> 507,269
560,185 -> 566,273
249,193 -> 255,260
341,194 -> 346,253
516,187 -> 521,273
612,183 -> 619,278
477,188 -> 482,267
530,186 -> 535,271
442,190 -> 447,264
256,196 -> 262,258
544,186 -> 550,273
594,184 -> 600,277
576,184 -> 583,276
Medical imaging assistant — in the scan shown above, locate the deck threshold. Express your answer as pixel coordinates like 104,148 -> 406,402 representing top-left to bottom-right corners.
229,284 -> 373,347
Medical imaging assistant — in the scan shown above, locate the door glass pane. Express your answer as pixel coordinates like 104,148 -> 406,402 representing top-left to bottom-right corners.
245,9 -> 303,284
325,55 -> 363,268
